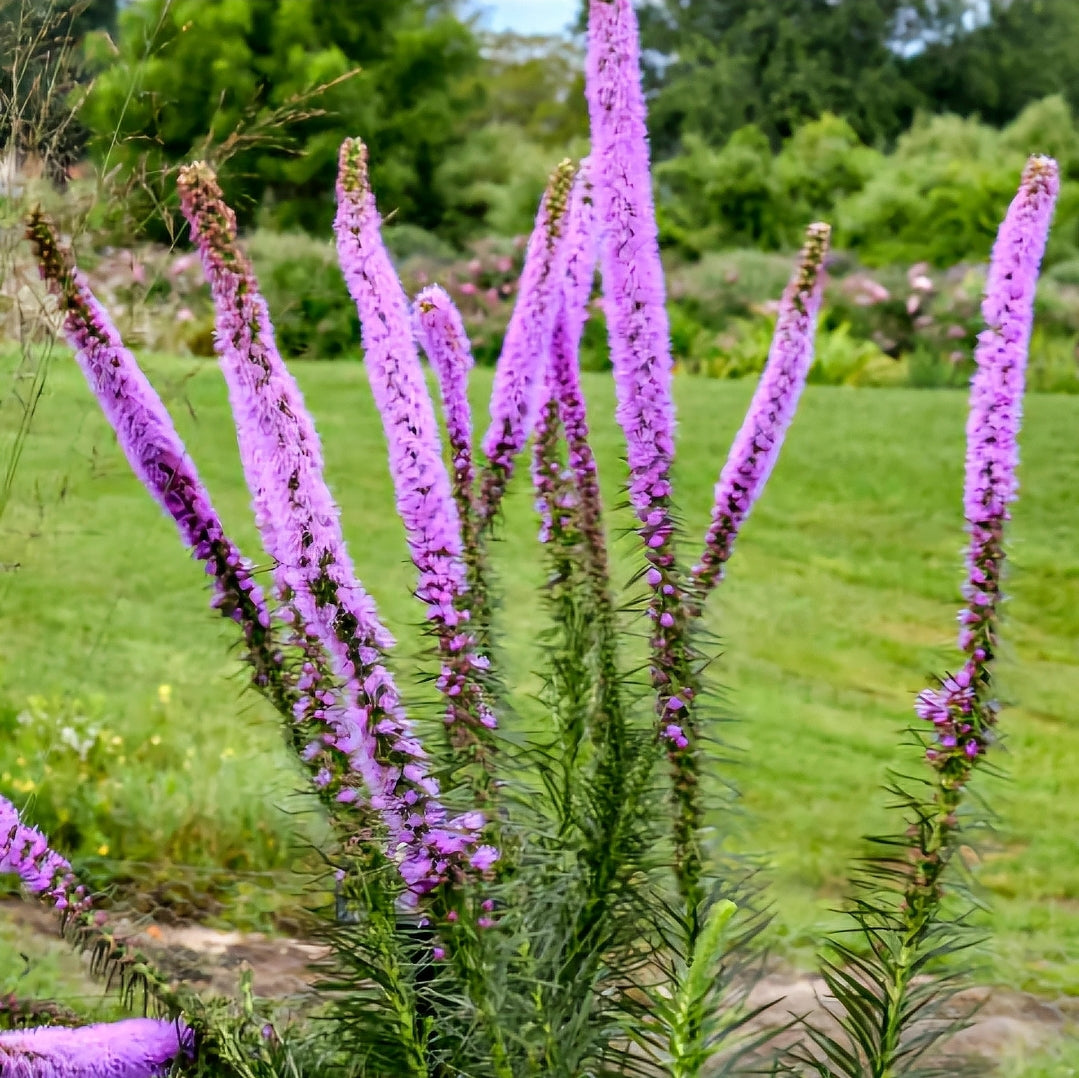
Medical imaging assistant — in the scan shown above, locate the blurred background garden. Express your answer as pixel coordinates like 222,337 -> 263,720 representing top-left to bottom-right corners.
1,1 -> 1078,1073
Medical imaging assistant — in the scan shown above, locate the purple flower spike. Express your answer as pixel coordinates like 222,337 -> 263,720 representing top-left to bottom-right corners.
480,159 -> 578,525
587,0 -> 704,902
586,0 -> 684,660
689,223 -> 831,611
1,795 -> 89,913
532,159 -> 611,584
961,155 -> 1059,660
25,213 -> 277,691
334,142 -> 466,614
335,142 -> 499,780
178,163 -> 489,896
586,0 -> 677,545
916,155 -> 1058,775
413,285 -> 478,527
0,1017 -> 190,1077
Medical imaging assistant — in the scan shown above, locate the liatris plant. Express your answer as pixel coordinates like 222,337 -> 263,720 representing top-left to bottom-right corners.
6,2 -> 1061,1075
793,155 -> 1060,1078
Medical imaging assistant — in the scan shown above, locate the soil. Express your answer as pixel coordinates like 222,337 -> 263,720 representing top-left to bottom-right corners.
4,899 -> 1076,1067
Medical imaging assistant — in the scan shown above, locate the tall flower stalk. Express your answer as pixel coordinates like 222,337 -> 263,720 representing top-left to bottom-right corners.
334,141 -> 499,796
412,286 -> 479,547
586,0 -> 706,913
538,159 -> 609,599
178,163 -> 492,901
25,212 -> 282,706
807,155 -> 1059,1078
479,158 -> 577,526
688,223 -> 831,615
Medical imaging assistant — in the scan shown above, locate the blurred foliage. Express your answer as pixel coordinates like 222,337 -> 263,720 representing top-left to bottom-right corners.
80,0 -> 481,237
656,96 -> 1079,271
0,0 -> 116,182
640,0 -> 1079,156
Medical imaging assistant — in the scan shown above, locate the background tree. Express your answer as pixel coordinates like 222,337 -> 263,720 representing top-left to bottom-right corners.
80,0 -> 480,235
636,0 -> 923,157
904,0 -> 1079,126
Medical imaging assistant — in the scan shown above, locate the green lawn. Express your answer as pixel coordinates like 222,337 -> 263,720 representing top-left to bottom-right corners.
1,351 -> 1078,1014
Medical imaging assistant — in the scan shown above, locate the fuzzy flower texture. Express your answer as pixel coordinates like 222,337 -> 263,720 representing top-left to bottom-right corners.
25,214 -> 274,677
0,1019 -> 190,1078
178,163 -> 493,898
0,795 -> 88,912
916,155 -> 1059,772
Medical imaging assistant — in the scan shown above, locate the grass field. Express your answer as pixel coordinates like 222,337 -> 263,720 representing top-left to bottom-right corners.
2,350 -> 1078,1027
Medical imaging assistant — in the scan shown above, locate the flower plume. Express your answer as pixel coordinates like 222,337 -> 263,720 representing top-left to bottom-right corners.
179,161 -> 490,897
1,795 -> 88,912
25,211 -> 278,694
335,140 -> 499,784
917,154 -> 1059,771
413,284 -> 478,527
0,1018 -> 190,1077
480,158 -> 578,524
689,222 -> 831,610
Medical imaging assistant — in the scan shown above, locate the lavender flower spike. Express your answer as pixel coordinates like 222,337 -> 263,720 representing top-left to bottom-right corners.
335,141 -> 499,776
479,158 -> 578,524
179,163 -> 491,898
1,794 -> 88,912
413,285 -> 479,527
0,1018 -> 190,1077
334,141 -> 467,618
586,0 -> 677,552
25,213 -> 277,693
587,0 -> 702,903
689,223 -> 831,612
916,155 -> 1059,771
546,160 -> 609,578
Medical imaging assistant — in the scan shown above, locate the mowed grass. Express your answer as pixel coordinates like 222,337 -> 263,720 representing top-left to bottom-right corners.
1,351 -> 1078,1005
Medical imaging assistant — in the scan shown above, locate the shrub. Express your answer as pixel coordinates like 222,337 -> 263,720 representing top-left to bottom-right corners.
246,231 -> 359,360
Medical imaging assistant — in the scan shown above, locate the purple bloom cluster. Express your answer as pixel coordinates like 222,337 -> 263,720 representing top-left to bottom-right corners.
533,160 -> 608,569
689,223 -> 831,610
334,141 -> 467,623
916,155 -> 1058,770
335,141 -> 498,761
480,159 -> 578,524
26,214 -> 275,688
0,1018 -> 189,1077
587,0 -> 692,759
586,0 -> 676,549
178,163 -> 493,898
413,285 -> 478,527
0,795 -> 88,912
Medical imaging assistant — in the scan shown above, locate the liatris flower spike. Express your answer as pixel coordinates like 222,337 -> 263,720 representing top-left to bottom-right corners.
480,158 -> 578,525
25,212 -> 278,695
335,143 -> 499,778
809,156 -> 1060,1078
689,222 -> 831,613
587,0 -> 707,907
178,163 -> 493,900
0,1018 -> 191,1078
586,0 -> 676,561
533,159 -> 608,580
917,154 -> 1059,777
334,139 -> 468,622
413,285 -> 479,528
1,794 -> 89,912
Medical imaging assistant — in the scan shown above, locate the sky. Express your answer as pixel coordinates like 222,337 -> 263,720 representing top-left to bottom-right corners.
480,0 -> 578,35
